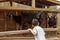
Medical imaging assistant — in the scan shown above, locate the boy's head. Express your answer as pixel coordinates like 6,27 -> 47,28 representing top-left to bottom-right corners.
32,19 -> 39,26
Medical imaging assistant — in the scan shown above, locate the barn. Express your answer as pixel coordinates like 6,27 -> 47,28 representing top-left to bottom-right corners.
0,0 -> 60,40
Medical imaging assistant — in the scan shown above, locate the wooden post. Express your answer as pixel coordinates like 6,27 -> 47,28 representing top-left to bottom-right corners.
16,11 -> 19,30
45,6 -> 48,28
32,0 -> 35,8
10,0 -> 12,6
4,11 -> 7,31
45,6 -> 47,8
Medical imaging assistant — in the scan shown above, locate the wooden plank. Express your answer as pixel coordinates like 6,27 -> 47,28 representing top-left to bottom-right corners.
0,37 -> 34,40
0,37 -> 60,40
0,7 -> 60,13
32,0 -> 35,8
47,0 -> 60,5
0,0 -> 5,1
0,28 -> 60,36
0,0 -> 8,2
44,28 -> 60,31
0,30 -> 30,36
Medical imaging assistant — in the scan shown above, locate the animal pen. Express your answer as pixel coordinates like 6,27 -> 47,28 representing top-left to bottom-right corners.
0,0 -> 60,40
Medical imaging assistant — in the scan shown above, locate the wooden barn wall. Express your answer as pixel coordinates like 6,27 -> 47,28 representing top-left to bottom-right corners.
0,11 -> 5,31
6,11 -> 17,31
0,11 -> 17,31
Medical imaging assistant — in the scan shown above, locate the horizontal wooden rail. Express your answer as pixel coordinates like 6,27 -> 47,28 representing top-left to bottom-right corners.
0,28 -> 60,36
0,30 -> 30,36
44,28 -> 60,31
0,37 -> 60,40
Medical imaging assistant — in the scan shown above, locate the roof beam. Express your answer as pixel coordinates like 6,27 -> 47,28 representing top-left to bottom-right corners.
0,7 -> 60,13
0,0 -> 60,6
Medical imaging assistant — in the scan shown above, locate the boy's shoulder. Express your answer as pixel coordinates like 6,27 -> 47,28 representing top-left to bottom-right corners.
34,26 -> 42,29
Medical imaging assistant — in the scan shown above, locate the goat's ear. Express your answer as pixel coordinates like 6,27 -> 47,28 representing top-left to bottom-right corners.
6,13 -> 13,20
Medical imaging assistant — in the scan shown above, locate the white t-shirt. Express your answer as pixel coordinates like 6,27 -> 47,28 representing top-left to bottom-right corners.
33,26 -> 46,40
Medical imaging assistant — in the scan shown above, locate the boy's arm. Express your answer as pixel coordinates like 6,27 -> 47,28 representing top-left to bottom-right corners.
28,29 -> 36,36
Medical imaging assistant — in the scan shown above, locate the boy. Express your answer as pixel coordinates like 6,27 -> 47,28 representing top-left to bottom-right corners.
28,19 -> 46,40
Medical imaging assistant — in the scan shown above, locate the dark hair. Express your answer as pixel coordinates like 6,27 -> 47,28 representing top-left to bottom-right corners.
32,19 -> 39,26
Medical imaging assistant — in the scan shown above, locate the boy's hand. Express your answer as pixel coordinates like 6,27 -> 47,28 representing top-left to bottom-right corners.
28,29 -> 36,36
28,29 -> 32,31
